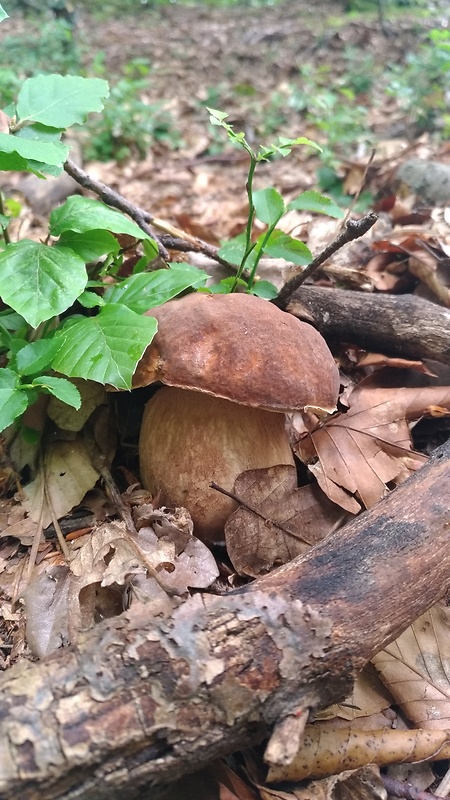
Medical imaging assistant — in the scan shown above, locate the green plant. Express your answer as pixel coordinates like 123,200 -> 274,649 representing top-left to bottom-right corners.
0,4 -> 343,436
206,108 -> 344,297
0,67 -> 208,433
82,59 -> 181,162
0,16 -> 80,76
385,27 -> 450,135
287,66 -> 373,168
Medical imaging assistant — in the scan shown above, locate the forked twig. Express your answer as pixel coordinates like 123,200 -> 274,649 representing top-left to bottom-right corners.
273,212 -> 378,309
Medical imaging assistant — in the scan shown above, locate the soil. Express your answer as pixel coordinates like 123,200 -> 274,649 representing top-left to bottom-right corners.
2,0 -> 449,240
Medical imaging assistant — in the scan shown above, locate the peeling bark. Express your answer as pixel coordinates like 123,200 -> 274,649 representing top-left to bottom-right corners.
0,440 -> 449,800
286,287 -> 450,365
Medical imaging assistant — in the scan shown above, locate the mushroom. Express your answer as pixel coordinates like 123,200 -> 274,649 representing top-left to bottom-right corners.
134,292 -> 339,542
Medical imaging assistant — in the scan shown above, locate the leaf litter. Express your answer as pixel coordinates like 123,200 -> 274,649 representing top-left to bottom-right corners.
2,1 -> 450,798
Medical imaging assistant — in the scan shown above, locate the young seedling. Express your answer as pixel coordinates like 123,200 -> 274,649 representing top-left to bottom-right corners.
207,107 -> 343,297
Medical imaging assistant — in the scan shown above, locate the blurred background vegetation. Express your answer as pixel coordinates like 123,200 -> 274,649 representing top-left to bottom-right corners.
0,0 -> 449,200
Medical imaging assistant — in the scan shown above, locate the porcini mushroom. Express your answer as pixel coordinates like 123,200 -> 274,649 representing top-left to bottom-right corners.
134,292 -> 339,542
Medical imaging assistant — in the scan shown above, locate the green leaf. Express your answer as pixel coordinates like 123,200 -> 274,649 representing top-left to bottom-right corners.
207,108 -> 229,124
206,277 -> 247,294
76,291 -> 104,309
250,280 -> 278,300
0,368 -> 28,432
0,310 -> 27,337
0,213 -> 9,230
277,136 -> 322,154
0,241 -> 87,328
15,338 -> 61,376
218,233 -> 246,266
0,132 -> 68,171
287,190 -> 344,219
56,229 -> 120,262
51,304 -> 158,390
50,196 -> 153,241
31,376 -> 81,409
0,5 -> 8,21
103,265 -> 208,313
4,198 -> 21,218
264,230 -> 312,265
16,75 -> 109,128
15,123 -> 63,143
253,188 -> 285,226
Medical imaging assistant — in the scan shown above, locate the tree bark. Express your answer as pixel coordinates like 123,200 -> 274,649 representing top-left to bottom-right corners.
286,287 -> 450,365
0,440 -> 449,800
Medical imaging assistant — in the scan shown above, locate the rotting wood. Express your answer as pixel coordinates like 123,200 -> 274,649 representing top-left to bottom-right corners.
0,439 -> 449,800
285,287 -> 450,365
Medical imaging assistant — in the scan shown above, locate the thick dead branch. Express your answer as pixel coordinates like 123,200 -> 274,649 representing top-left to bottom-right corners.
286,287 -> 450,365
0,440 -> 449,800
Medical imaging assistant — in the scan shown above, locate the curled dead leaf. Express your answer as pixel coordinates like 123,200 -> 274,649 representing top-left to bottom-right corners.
267,724 -> 450,783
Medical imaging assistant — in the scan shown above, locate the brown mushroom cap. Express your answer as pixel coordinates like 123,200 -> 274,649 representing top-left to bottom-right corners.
133,292 -> 339,415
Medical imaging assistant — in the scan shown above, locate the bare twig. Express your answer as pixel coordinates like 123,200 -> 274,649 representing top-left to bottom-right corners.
210,481 -> 312,544
340,149 -> 376,230
273,212 -> 378,309
64,159 -> 237,271
64,159 -> 169,260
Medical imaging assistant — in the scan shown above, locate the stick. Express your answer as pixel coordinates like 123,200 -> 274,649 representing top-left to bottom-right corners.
286,286 -> 450,365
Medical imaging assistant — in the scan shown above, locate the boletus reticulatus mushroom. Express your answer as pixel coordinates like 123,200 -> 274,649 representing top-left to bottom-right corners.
134,292 -> 339,542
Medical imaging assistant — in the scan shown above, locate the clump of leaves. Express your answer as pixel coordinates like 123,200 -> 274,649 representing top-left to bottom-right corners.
385,27 -> 450,136
0,71 -> 207,433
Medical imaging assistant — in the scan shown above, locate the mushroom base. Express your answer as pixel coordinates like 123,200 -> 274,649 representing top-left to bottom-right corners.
139,386 -> 295,542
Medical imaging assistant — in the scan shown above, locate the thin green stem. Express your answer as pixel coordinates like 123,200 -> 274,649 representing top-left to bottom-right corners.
0,193 -> 11,246
246,222 -> 278,292
231,151 -> 257,292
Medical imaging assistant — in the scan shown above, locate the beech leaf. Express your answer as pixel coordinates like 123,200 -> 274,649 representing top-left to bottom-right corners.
225,464 -> 345,577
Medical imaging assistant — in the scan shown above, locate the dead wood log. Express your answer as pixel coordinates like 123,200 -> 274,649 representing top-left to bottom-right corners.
285,288 -> 450,365
0,440 -> 449,800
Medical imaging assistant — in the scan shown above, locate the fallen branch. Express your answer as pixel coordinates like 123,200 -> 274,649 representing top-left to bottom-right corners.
0,440 -> 449,800
286,286 -> 450,365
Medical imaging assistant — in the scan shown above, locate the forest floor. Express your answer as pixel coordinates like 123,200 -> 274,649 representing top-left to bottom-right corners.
1,4 -> 450,798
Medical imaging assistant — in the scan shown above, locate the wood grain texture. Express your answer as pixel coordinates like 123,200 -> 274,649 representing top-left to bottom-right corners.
287,288 -> 450,365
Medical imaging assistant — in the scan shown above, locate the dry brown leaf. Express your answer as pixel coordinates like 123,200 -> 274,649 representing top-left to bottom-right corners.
372,603 -> 450,729
224,465 -> 345,577
289,765 -> 386,800
295,384 -> 450,513
22,439 -> 100,528
23,564 -> 71,658
410,252 -> 450,306
267,725 -> 450,783
319,665 -> 393,722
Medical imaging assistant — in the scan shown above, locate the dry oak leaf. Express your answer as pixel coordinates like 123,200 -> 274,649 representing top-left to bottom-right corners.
224,465 -> 345,577
267,725 -> 450,783
372,602 -> 450,730
294,385 -> 450,513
